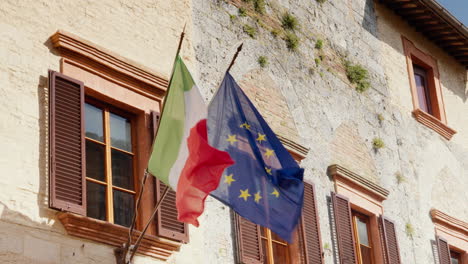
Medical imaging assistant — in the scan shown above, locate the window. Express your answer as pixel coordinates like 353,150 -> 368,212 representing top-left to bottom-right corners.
451,250 -> 462,264
413,65 -> 432,115
431,209 -> 467,264
402,36 -> 456,140
260,227 -> 294,263
235,182 -> 323,264
48,30 -> 189,259
85,101 -> 136,227
329,164 -> 402,264
352,211 -> 374,264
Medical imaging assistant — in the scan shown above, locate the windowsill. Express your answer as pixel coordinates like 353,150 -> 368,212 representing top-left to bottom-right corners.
57,212 -> 182,261
412,109 -> 456,140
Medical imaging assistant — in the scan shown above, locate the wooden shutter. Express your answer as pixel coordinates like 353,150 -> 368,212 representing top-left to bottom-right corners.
436,236 -> 451,264
380,216 -> 402,264
300,182 -> 323,264
156,180 -> 189,243
48,70 -> 86,215
332,192 -> 357,264
234,213 -> 264,264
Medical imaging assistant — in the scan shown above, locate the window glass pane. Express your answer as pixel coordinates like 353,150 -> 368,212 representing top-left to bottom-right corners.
360,245 -> 372,264
356,217 -> 370,246
110,112 -> 132,151
86,141 -> 106,182
113,190 -> 134,227
86,181 -> 106,221
450,251 -> 460,264
111,149 -> 134,190
272,242 -> 289,264
85,103 -> 104,142
414,73 -> 430,113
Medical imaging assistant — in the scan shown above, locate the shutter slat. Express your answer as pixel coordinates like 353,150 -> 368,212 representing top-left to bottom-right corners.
436,236 -> 451,264
49,70 -> 86,215
380,216 -> 402,264
332,192 -> 357,264
235,214 -> 263,264
156,180 -> 189,243
300,183 -> 323,264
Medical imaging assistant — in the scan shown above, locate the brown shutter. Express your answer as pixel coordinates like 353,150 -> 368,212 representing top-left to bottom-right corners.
48,70 -> 86,215
380,216 -> 402,264
332,192 -> 357,264
234,213 -> 264,264
299,182 -> 323,264
436,236 -> 451,264
156,180 -> 189,243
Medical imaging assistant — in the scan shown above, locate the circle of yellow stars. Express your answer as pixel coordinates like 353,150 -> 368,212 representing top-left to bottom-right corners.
222,173 -> 280,203
224,122 -> 280,203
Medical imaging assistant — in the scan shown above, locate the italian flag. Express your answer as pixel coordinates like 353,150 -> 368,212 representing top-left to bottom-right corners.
148,56 -> 234,226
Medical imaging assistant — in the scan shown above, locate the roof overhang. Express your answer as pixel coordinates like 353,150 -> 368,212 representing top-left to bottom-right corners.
379,0 -> 468,69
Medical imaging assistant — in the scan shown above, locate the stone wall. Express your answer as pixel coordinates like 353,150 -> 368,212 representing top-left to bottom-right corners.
188,0 -> 468,264
0,0 -> 466,263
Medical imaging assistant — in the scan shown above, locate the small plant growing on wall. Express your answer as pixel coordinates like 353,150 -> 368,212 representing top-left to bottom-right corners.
315,39 -> 323,49
395,171 -> 406,184
270,28 -> 280,37
281,12 -> 298,31
243,24 -> 257,38
258,56 -> 268,68
405,222 -> 415,238
284,32 -> 299,51
229,14 -> 237,21
377,113 -> 384,122
314,57 -> 321,66
254,0 -> 266,14
344,60 -> 370,93
238,7 -> 247,17
316,0 -> 328,3
372,138 -> 385,149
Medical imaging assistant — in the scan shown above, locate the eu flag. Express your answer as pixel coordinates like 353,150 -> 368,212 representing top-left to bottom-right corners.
208,73 -> 304,242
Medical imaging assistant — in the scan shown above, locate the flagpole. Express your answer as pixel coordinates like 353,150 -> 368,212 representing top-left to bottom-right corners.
120,24 -> 187,264
127,185 -> 170,263
225,43 -> 243,73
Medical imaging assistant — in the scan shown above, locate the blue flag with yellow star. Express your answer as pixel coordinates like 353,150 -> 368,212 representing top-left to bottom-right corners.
207,72 -> 304,242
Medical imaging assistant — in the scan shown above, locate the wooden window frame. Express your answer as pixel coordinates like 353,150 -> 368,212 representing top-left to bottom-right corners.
84,98 -> 138,226
261,227 -> 292,264
48,30 -> 191,261
401,36 -> 456,140
431,209 -> 468,264
352,211 -> 375,264
329,164 -> 391,264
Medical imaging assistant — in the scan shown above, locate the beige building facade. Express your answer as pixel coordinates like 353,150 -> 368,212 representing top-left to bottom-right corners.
0,0 -> 467,264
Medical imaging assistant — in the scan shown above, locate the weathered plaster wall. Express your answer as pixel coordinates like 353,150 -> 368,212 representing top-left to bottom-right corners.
0,0 -> 196,263
190,1 -> 468,264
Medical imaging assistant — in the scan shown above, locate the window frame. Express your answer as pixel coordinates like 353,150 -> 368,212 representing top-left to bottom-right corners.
431,209 -> 468,264
401,36 -> 456,140
351,210 -> 374,264
84,98 -> 138,226
48,30 -> 190,259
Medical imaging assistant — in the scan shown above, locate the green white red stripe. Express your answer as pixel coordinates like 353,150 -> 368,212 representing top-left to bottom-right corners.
148,56 -> 233,226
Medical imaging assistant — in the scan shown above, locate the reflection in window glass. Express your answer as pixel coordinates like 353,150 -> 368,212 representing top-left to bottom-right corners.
110,112 -> 132,151
111,149 -> 134,190
113,190 -> 134,227
356,217 -> 370,246
87,182 -> 106,221
86,141 -> 106,182
85,103 -> 104,142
